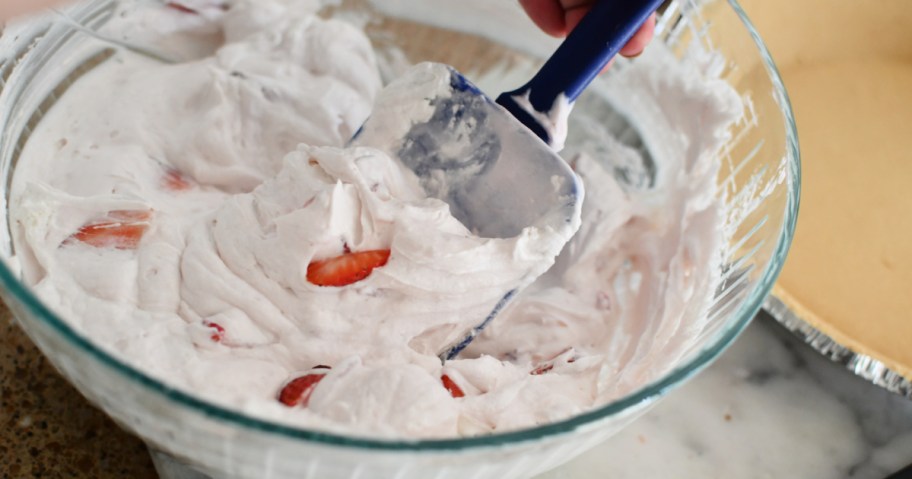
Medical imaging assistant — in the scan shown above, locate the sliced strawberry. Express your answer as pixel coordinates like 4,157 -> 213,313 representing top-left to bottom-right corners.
306,249 -> 390,287
166,2 -> 198,14
204,321 -> 225,342
530,347 -> 578,375
441,374 -> 464,398
163,168 -> 193,191
278,368 -> 330,407
65,210 -> 152,250
71,223 -> 147,249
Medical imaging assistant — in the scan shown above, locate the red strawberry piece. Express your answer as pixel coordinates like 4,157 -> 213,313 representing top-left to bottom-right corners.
278,369 -> 330,407
66,210 -> 152,250
530,347 -> 578,375
166,2 -> 198,14
204,321 -> 225,342
306,249 -> 390,287
163,168 -> 193,191
441,374 -> 464,398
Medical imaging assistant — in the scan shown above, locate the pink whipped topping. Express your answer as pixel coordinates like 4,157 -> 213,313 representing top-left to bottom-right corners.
10,0 -> 742,438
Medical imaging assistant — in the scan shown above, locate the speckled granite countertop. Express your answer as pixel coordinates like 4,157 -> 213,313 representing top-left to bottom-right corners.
3,299 -> 912,479
0,306 -> 154,478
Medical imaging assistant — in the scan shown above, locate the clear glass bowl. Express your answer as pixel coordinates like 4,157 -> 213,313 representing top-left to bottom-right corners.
0,1 -> 798,478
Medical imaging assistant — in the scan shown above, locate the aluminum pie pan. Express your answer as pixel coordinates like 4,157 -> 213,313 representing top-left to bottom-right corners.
763,294 -> 912,399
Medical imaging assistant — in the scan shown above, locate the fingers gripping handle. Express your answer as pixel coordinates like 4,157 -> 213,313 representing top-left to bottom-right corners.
497,0 -> 664,114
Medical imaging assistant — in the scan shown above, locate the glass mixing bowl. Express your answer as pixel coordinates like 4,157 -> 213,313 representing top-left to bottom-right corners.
0,0 -> 798,478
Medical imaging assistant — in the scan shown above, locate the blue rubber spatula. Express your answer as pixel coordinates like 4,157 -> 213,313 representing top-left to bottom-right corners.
353,0 -> 663,360
497,0 -> 665,146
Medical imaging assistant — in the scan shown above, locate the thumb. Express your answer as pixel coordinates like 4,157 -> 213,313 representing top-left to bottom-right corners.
1,0 -> 71,20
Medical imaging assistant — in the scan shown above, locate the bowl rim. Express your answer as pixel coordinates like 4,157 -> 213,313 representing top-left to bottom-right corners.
0,0 -> 800,452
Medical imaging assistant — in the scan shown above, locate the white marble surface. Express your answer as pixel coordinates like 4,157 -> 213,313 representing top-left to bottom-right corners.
542,314 -> 912,478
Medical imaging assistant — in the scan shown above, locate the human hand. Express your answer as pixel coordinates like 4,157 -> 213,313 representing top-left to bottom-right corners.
519,0 -> 656,59
0,0 -> 68,19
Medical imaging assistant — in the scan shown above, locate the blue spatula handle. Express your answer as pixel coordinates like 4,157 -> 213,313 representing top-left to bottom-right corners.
496,0 -> 664,138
